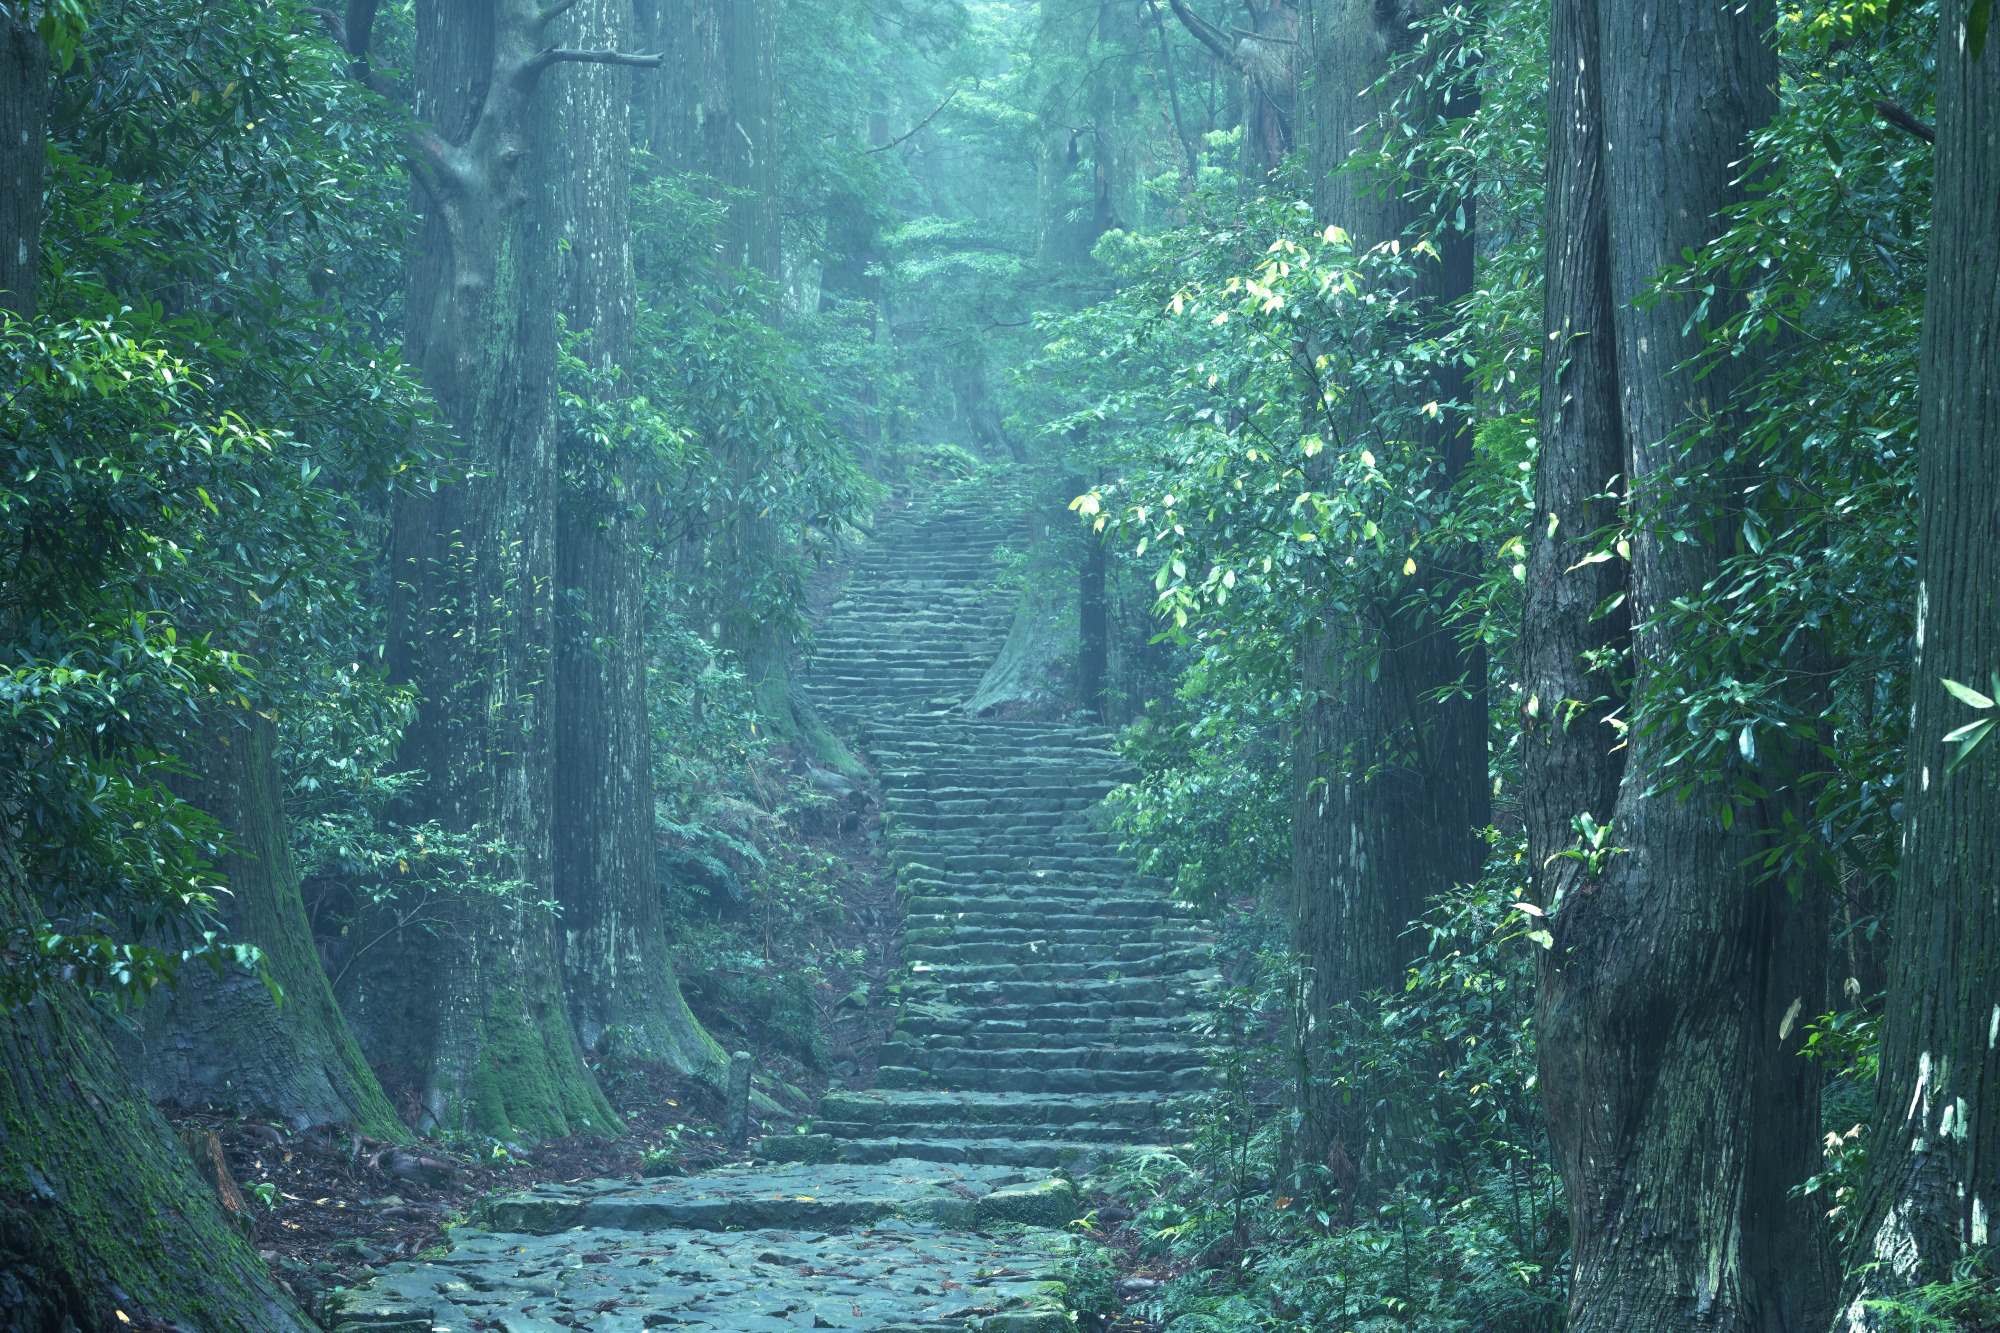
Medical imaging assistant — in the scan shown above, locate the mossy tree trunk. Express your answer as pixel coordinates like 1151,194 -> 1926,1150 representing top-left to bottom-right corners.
0,834 -> 315,1333
109,709 -> 407,1137
1842,5 -> 2000,1318
0,38 -> 313,1327
546,0 -> 724,1076
331,0 -> 648,1141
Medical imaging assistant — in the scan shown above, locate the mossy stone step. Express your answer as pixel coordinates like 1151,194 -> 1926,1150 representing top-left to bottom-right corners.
764,1134 -> 1127,1171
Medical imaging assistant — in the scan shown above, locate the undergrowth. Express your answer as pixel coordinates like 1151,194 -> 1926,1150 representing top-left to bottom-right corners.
1091,859 -> 1569,1333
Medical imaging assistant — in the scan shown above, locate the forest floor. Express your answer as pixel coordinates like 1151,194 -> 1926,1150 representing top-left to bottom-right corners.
169,782 -> 911,1319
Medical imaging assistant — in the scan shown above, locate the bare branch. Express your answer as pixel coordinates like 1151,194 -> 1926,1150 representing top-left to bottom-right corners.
1871,98 -> 1935,144
868,87 -> 959,154
1230,25 -> 1296,43
524,46 -> 665,79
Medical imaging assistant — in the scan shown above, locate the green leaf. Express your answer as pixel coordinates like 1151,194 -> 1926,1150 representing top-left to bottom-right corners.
1942,677 -> 1995,710
1972,0 -> 1992,61
1945,719 -> 1995,775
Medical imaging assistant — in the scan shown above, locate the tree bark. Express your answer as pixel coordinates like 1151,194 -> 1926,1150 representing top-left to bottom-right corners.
109,710 -> 407,1137
1079,525 -> 1109,723
1841,4 -> 2000,1318
346,0 -> 622,1140
546,0 -> 724,1076
0,11 -> 42,320
1522,0 -> 1626,940
0,836 -> 316,1333
1533,2 -> 1832,1329
1288,0 -> 1487,1181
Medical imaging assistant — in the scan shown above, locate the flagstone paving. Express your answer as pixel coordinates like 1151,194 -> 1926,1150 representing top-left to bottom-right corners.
328,491 -> 1213,1333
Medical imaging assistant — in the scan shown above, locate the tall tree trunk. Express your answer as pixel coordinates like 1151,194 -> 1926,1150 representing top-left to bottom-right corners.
110,710 -> 407,1137
1035,0 -> 1103,266
1522,0 -> 1625,950
1079,526 -> 1109,723
1289,0 -> 1487,1182
666,0 -> 859,773
547,0 -> 723,1076
344,0 -> 627,1140
711,0 -> 779,281
1842,5 -> 2000,1317
0,10 -> 41,320
1534,2 -> 1831,1328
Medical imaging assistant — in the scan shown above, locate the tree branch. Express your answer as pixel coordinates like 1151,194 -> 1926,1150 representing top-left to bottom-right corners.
868,87 -> 958,154
1871,98 -> 1935,144
306,6 -> 346,48
1165,0 -> 1240,70
525,46 -> 665,79
342,0 -> 378,58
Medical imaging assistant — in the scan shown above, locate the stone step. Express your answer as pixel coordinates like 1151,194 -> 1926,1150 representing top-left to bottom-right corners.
885,1042 -> 1205,1075
903,944 -> 1215,972
877,1064 -> 1203,1094
905,975 -> 1216,1010
765,1134 -> 1133,1170
900,1024 -> 1192,1048
331,1162 -> 1095,1333
814,1089 -> 1162,1128
797,492 -> 1207,1158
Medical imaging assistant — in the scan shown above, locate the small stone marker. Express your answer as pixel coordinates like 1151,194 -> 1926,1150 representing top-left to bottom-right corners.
724,1049 -> 753,1151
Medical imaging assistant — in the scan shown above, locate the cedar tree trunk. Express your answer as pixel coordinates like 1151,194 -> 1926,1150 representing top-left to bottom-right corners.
1534,2 -> 1832,1329
1288,0 -> 1487,1180
0,838 -> 315,1333
1521,0 -> 1626,935
0,10 -> 41,320
1841,3 -> 2000,1317
338,0 -> 646,1140
546,0 -> 723,1074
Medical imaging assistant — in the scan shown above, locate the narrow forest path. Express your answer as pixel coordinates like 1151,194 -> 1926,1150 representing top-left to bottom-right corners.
785,494 -> 1216,1169
326,490 -> 1215,1333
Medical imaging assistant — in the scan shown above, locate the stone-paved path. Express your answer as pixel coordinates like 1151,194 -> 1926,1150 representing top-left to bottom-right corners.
781,496 -> 1216,1172
328,491 -> 1215,1333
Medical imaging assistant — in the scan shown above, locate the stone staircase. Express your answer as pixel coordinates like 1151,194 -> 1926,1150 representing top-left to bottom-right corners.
328,488 -> 1216,1333
775,490 -> 1218,1173
803,499 -> 1022,719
